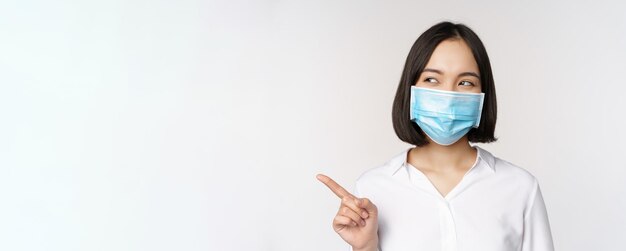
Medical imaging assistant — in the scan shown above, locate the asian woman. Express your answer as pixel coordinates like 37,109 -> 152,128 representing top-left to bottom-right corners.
316,21 -> 554,251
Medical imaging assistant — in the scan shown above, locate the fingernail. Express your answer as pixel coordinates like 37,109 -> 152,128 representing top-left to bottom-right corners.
361,211 -> 369,218
352,221 -> 357,227
360,219 -> 366,226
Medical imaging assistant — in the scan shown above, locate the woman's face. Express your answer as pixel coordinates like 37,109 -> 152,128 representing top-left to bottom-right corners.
415,39 -> 482,93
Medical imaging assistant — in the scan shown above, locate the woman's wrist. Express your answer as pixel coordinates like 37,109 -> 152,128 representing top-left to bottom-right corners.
353,246 -> 378,251
353,238 -> 379,251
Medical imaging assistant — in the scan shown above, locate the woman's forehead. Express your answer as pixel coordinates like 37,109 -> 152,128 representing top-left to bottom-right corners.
424,39 -> 480,75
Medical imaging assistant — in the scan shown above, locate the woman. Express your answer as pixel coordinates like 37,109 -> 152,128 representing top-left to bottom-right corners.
316,21 -> 554,251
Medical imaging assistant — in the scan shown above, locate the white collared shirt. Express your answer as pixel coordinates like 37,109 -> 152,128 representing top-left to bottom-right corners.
352,145 -> 554,251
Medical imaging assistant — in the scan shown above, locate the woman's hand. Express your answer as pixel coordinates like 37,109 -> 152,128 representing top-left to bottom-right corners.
316,174 -> 379,251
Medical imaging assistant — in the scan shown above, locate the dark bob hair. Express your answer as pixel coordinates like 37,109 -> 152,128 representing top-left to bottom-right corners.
392,21 -> 498,147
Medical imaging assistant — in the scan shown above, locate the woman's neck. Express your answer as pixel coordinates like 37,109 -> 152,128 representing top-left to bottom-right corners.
408,136 -> 477,172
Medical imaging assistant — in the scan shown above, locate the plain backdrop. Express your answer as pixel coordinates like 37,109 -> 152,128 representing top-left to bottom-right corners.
1,0 -> 625,250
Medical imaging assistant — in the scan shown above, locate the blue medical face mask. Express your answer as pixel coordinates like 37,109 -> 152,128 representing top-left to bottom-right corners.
409,86 -> 485,146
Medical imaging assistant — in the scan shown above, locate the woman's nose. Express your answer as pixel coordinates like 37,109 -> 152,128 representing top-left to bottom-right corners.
441,81 -> 457,92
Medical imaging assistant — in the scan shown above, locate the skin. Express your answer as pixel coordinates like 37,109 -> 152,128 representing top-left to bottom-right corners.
316,38 -> 483,251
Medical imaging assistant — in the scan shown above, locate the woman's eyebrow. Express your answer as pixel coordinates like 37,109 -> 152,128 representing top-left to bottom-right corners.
422,68 -> 480,79
459,71 -> 480,79
423,68 -> 443,74
423,68 -> 480,79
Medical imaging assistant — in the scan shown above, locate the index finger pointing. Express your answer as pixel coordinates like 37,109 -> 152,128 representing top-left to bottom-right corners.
316,174 -> 353,199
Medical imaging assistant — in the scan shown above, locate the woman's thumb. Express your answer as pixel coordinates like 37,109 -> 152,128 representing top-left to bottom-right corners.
357,198 -> 377,215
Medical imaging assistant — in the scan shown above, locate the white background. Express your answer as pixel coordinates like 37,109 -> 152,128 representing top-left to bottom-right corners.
1,0 -> 625,250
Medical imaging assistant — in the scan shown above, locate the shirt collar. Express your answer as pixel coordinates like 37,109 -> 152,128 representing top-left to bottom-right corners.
388,145 -> 496,176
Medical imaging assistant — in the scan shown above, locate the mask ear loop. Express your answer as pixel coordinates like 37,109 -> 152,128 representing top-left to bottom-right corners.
474,93 -> 486,128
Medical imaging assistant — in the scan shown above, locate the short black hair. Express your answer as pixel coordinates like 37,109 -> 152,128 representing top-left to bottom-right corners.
392,21 -> 498,147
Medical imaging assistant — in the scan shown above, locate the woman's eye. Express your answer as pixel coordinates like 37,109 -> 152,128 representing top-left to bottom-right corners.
424,77 -> 438,83
459,80 -> 474,86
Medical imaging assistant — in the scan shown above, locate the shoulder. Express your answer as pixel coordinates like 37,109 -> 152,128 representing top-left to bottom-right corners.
352,148 -> 410,195
485,150 -> 543,206
489,155 -> 548,217
354,159 -> 394,187
356,148 -> 408,180
474,145 -> 539,186
492,155 -> 540,188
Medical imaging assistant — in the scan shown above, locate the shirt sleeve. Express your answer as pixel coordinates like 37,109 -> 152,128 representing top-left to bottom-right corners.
521,179 -> 555,251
